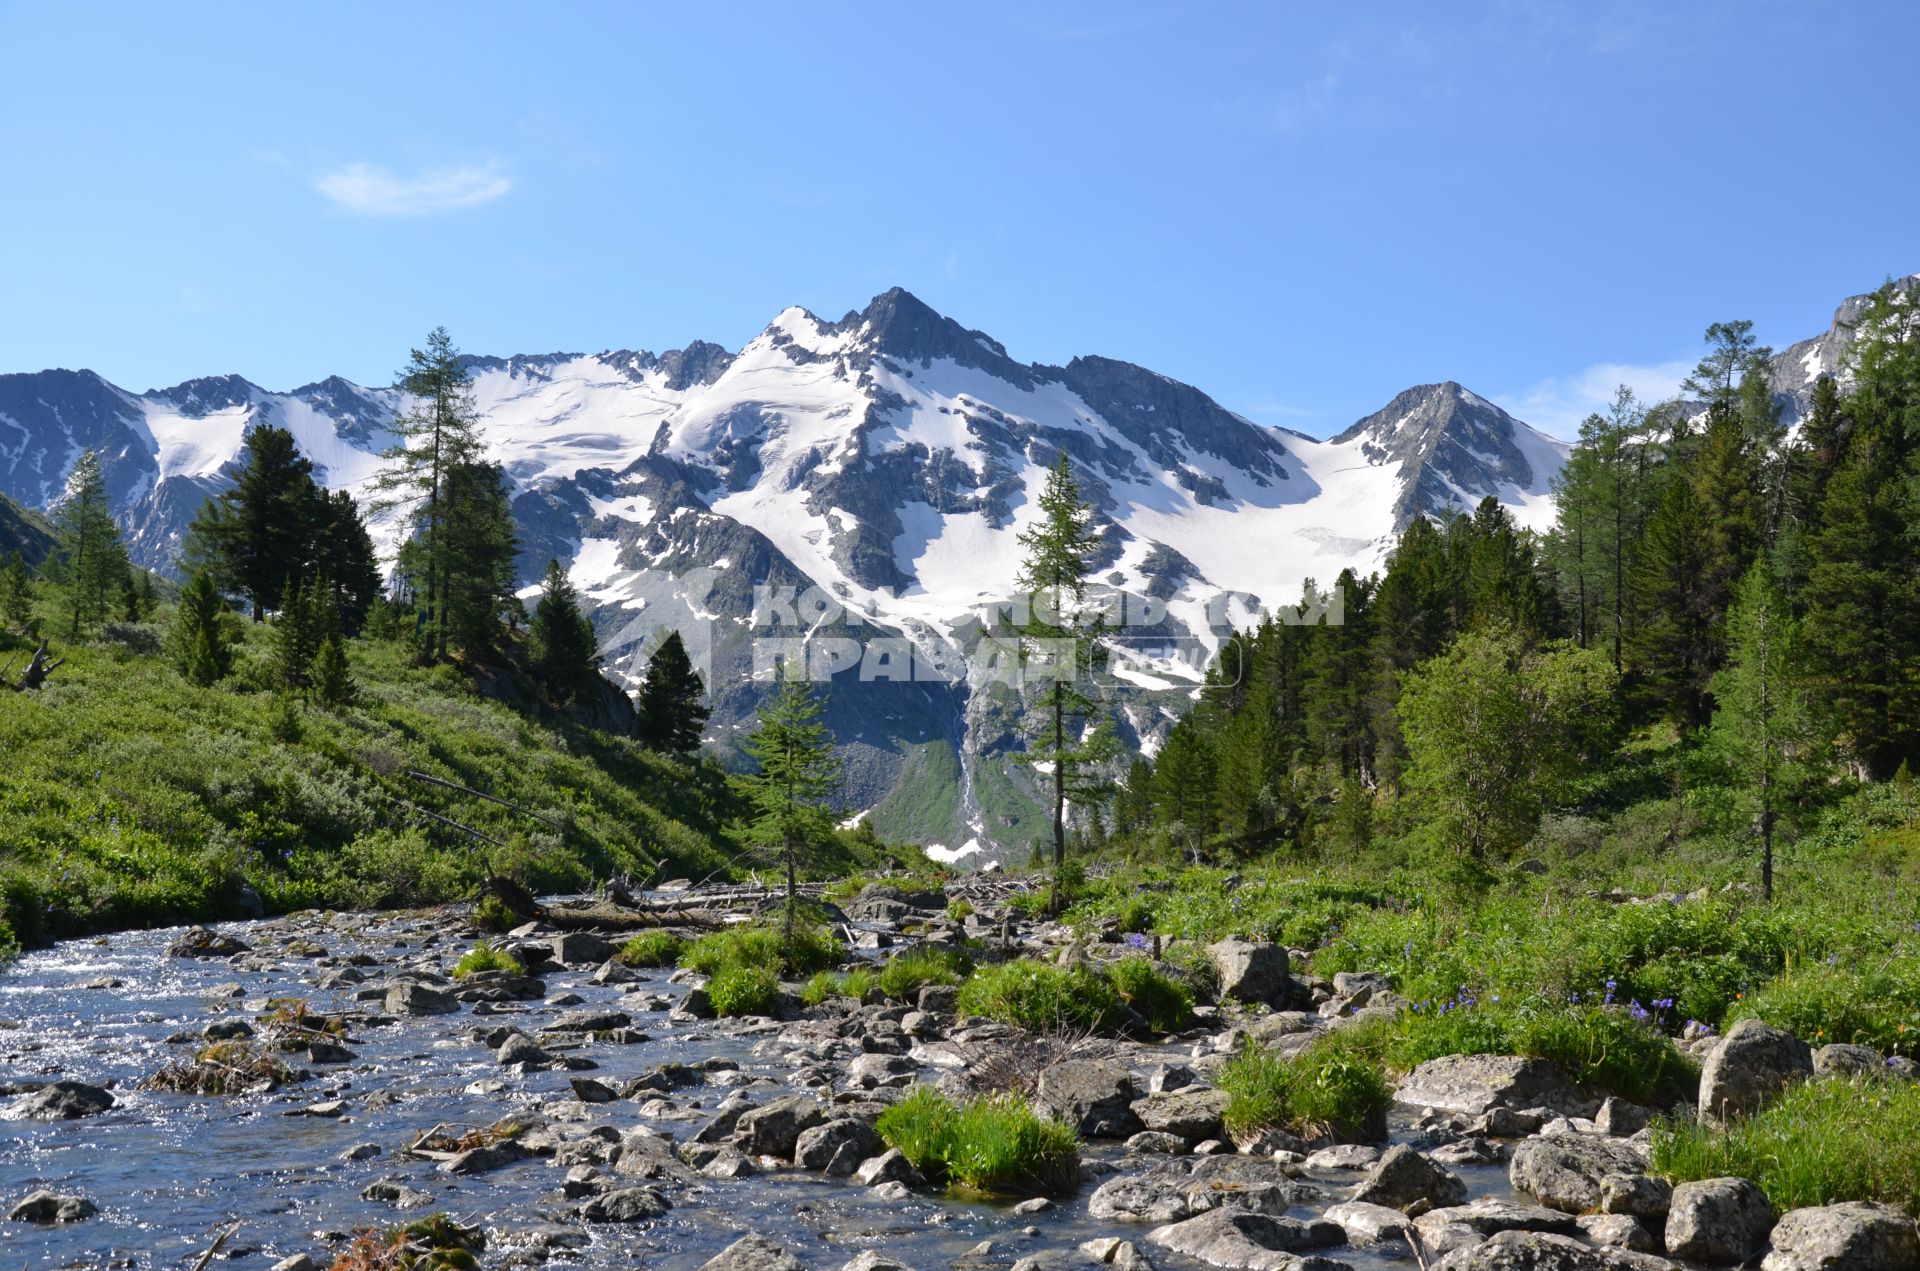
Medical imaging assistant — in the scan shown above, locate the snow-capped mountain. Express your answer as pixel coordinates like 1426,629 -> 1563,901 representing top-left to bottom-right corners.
1767,272 -> 1919,425
0,287 -> 1575,847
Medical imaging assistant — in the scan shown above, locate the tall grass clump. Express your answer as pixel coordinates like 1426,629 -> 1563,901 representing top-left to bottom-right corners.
617,930 -> 685,968
957,960 -> 1123,1034
877,947 -> 971,999
1107,956 -> 1194,1033
1653,1076 -> 1920,1215
679,920 -> 841,978
451,942 -> 523,979
875,1085 -> 1080,1197
707,964 -> 780,1017
1217,1032 -> 1392,1144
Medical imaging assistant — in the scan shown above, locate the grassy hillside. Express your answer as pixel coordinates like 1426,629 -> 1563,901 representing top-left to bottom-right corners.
0,593 -> 910,953
0,491 -> 56,565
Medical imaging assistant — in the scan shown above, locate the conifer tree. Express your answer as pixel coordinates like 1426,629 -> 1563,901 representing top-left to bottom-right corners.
193,424 -> 318,620
636,630 -> 711,755
52,449 -> 129,637
528,558 -> 600,704
171,567 -> 232,686
743,677 -> 843,937
433,461 -> 520,657
311,635 -> 355,708
311,488 -> 383,635
272,576 -> 323,692
1014,452 -> 1117,907
1630,476 -> 1716,727
1709,563 -> 1816,901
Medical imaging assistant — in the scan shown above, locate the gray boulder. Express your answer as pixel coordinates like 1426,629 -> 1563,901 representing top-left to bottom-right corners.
1396,1055 -> 1597,1118
794,1118 -> 883,1175
1598,1174 -> 1671,1219
1324,1200 -> 1411,1247
732,1094 -> 830,1159
3,1080 -> 114,1121
1037,1060 -> 1143,1139
700,1235 -> 806,1271
1429,1230 -> 1674,1269
1811,1043 -> 1883,1080
1131,1088 -> 1230,1145
385,983 -> 459,1016
1349,1143 -> 1467,1211
1664,1178 -> 1773,1263
1509,1135 -> 1647,1213
1416,1197 -> 1581,1240
1145,1208 -> 1346,1270
582,1185 -> 672,1223
8,1190 -> 98,1222
1208,940 -> 1291,1006
1761,1201 -> 1920,1270
1698,1018 -> 1811,1124
852,1148 -> 922,1188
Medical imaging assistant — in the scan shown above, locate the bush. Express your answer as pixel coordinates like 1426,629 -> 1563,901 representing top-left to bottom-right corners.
1653,1076 -> 1920,1215
947,899 -> 973,922
451,942 -> 523,979
1217,1033 -> 1392,1144
875,1085 -> 1079,1196
957,960 -> 1123,1034
1107,956 -> 1193,1033
1731,963 -> 1920,1058
707,964 -> 779,1017
1389,997 -> 1698,1107
471,894 -> 516,934
617,930 -> 685,968
680,921 -> 841,978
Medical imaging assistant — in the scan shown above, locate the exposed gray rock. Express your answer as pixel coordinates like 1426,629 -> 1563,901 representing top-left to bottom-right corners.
1416,1198 -> 1582,1240
1429,1229 -> 1675,1269
1697,1018 -> 1812,1124
1761,1201 -> 1920,1271
1145,1207 -> 1347,1270
1597,1174 -> 1671,1219
731,1094 -> 830,1159
1509,1135 -> 1647,1213
700,1235 -> 806,1271
852,1148 -> 922,1188
842,1253 -> 917,1271
1592,1097 -> 1653,1137
3,1080 -> 114,1121
385,983 -> 459,1016
8,1190 -> 98,1222
1349,1144 -> 1467,1211
582,1185 -> 671,1223
1578,1214 -> 1656,1253
1664,1177 -> 1773,1263
165,926 -> 249,958
1811,1043 -> 1884,1080
1324,1200 -> 1411,1246
1396,1055 -> 1597,1118
1126,1131 -> 1189,1154
794,1118 -> 883,1175
1037,1060 -> 1143,1138
1131,1088 -> 1230,1145
1208,941 -> 1291,1006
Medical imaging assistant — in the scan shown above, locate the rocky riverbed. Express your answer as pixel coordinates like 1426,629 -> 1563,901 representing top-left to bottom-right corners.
2,888 -> 1915,1271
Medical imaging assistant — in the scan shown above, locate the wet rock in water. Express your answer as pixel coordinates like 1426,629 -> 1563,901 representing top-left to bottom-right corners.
1663,1177 -> 1772,1264
570,1076 -> 618,1103
1509,1135 -> 1648,1213
268,1256 -> 320,1271
853,1148 -> 923,1188
340,1142 -> 381,1161
1427,1229 -> 1672,1269
1324,1200 -> 1412,1247
203,1018 -> 255,1041
166,926 -> 249,958
731,1093 -> 831,1159
545,1008 -> 633,1035
360,1179 -> 435,1209
1037,1060 -> 1144,1138
1697,1018 -> 1812,1124
1761,1201 -> 1920,1270
701,1147 -> 758,1178
1146,1063 -> 1199,1093
794,1117 -> 883,1175
700,1234 -> 807,1271
1396,1055 -> 1599,1119
1125,1131 -> 1189,1155
1415,1198 -> 1582,1241
843,1252 -> 918,1271
3,1080 -> 115,1120
495,1033 -> 558,1068
1146,1207 -> 1346,1269
581,1185 -> 671,1223
1349,1144 -> 1468,1211
1305,1144 -> 1380,1171
1430,1137 -> 1507,1167
1208,940 -> 1291,1006
1079,1238 -> 1152,1271
8,1190 -> 98,1223
550,932 -> 618,966
304,1039 -> 356,1064
844,1052 -> 916,1090
442,1140 -> 531,1174
1130,1088 -> 1230,1145
385,983 -> 460,1016
1091,1172 -> 1205,1224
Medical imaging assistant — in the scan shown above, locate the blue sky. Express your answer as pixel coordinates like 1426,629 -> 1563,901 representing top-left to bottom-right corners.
1,2 -> 1913,438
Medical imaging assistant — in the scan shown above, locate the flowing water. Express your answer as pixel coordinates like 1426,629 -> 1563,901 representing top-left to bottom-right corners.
1,912 -> 1515,1270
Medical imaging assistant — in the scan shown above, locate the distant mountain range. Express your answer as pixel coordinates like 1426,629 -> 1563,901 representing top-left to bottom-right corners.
0,277 -> 1903,852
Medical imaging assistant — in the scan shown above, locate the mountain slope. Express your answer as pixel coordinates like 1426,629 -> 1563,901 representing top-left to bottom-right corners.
0,288 -> 1578,849
0,491 -> 56,566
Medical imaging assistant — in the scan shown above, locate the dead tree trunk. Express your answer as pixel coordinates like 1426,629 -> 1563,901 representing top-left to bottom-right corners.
4,640 -> 65,691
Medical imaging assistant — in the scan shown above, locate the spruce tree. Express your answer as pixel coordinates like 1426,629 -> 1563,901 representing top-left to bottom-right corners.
1014,451 -> 1117,908
1630,476 -> 1716,727
1709,563 -> 1815,901
528,558 -> 600,704
171,568 -> 232,686
434,461 -> 520,657
272,576 -> 323,692
743,677 -> 843,937
311,636 -> 355,708
53,449 -> 129,637
636,630 -> 710,755
311,488 -> 383,636
373,327 -> 485,661
191,424 -> 318,620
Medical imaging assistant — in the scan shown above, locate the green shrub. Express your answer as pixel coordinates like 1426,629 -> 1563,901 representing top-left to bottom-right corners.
1653,1076 -> 1920,1215
877,948 -> 971,1000
800,970 -> 840,1006
1217,1034 -> 1392,1143
1107,956 -> 1193,1033
679,921 -> 841,978
947,899 -> 973,922
1731,963 -> 1920,1057
451,942 -> 523,979
472,894 -> 516,934
707,964 -> 780,1017
956,959 -> 1123,1034
875,1085 -> 1079,1196
617,930 -> 685,968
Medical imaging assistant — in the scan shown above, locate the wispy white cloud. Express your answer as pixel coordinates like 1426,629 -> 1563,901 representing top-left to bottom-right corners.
1495,358 -> 1693,439
315,158 -> 514,217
